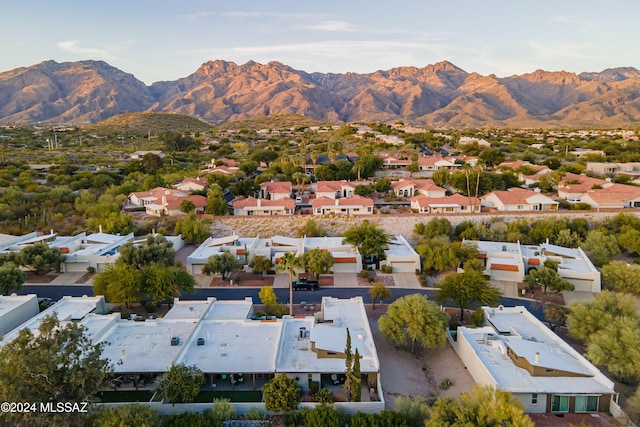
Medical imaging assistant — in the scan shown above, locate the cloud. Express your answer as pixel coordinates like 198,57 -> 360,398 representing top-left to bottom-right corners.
304,20 -> 356,32
57,40 -> 122,60
177,11 -> 216,21
224,11 -> 312,19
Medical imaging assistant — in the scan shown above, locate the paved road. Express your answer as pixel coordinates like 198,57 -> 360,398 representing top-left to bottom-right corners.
19,284 -> 545,321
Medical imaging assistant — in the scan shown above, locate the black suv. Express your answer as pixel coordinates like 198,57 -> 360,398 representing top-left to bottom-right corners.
292,278 -> 319,291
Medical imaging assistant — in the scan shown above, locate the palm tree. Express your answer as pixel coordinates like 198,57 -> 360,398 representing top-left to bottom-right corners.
277,252 -> 303,316
474,161 -> 485,212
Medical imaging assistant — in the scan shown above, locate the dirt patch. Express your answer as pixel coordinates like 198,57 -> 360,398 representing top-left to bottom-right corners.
75,272 -> 94,284
358,272 -> 395,287
25,272 -> 57,283
366,305 -> 475,410
208,272 -> 274,287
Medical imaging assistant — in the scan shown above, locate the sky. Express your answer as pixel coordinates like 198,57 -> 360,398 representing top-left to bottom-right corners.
1,1 -> 638,85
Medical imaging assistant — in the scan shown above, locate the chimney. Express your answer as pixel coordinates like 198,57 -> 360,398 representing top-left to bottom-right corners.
162,196 -> 167,205
99,224 -> 103,234
535,352 -> 540,364
257,199 -> 262,207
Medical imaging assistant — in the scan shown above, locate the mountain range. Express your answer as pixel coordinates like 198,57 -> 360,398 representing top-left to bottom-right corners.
1,59 -> 640,127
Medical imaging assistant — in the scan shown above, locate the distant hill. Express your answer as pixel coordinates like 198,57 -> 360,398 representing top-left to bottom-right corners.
2,59 -> 640,127
215,114 -> 329,131
84,112 -> 214,136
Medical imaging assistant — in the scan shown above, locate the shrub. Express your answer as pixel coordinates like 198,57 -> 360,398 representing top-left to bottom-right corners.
360,270 -> 369,278
312,387 -> 335,404
86,266 -> 96,273
571,202 -> 592,210
266,303 -> 288,318
303,404 -> 341,427
439,377 -> 453,390
309,380 -> 320,394
470,307 -> 484,327
245,407 -> 268,420
205,398 -> 236,427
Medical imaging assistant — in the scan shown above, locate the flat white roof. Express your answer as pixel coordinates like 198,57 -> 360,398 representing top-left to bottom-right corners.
0,295 -> 105,345
277,297 -> 379,374
177,319 -> 283,373
0,294 -> 38,319
97,319 -> 199,373
202,298 -> 253,320
0,294 -> 39,335
164,299 -> 215,320
457,306 -> 615,395
466,240 -> 520,254
385,236 -> 419,257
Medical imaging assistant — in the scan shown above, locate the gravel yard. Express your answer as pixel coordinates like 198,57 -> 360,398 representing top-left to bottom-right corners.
366,305 -> 475,410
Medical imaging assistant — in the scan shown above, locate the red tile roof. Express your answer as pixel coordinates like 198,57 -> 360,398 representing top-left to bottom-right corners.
312,195 -> 374,208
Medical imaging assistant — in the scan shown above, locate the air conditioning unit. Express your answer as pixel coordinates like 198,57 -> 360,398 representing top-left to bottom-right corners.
197,338 -> 205,346
170,337 -> 180,346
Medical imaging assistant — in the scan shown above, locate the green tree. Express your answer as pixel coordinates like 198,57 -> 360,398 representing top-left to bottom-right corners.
0,314 -> 108,426
554,228 -> 581,248
352,348 -> 361,402
206,185 -> 228,215
92,404 -> 161,427
343,220 -> 388,267
179,199 -> 196,213
174,212 -> 210,244
277,252 -> 303,316
378,294 -> 448,353
15,243 -> 65,275
417,237 -> 459,274
618,227 -> 640,256
543,303 -> 567,332
369,282 -> 391,309
296,218 -> 327,237
157,363 -> 205,404
374,178 -> 392,193
263,374 -> 301,413
202,252 -> 243,280
93,235 -> 194,305
144,264 -> 195,305
92,262 -> 144,306
0,262 -> 26,295
394,396 -> 430,427
119,235 -> 175,269
259,285 -> 277,305
343,328 -> 360,403
567,291 -> 639,342
302,248 -> 335,279
425,385 -> 534,427
586,321 -> 640,382
432,168 -> 450,187
581,230 -> 620,267
250,255 -> 273,278
524,265 -> 574,295
414,218 -> 453,240
436,270 -> 502,321
601,261 -> 640,294
303,404 -> 340,427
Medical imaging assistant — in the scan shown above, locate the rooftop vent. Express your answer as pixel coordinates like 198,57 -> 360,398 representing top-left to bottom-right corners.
170,337 -> 180,346
197,338 -> 205,346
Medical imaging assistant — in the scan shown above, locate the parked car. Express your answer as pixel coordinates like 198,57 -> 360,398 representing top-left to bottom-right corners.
292,278 -> 319,291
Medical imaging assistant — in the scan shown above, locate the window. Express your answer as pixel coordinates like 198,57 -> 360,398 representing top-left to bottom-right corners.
551,395 -> 569,412
531,393 -> 538,404
575,395 -> 598,412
